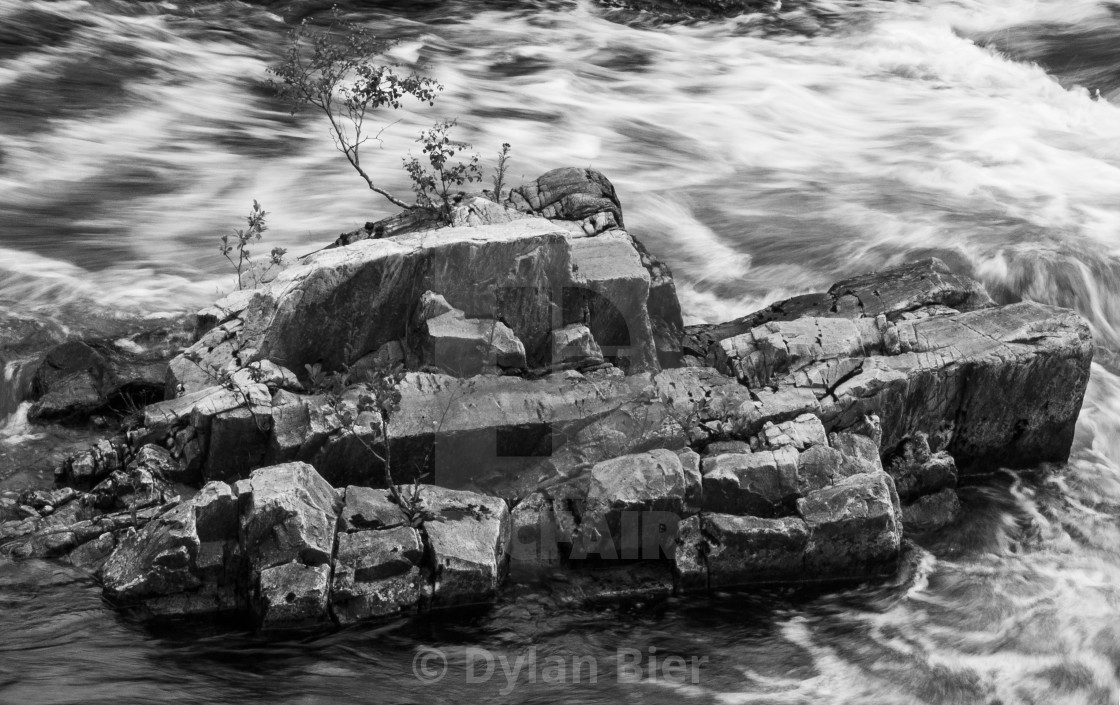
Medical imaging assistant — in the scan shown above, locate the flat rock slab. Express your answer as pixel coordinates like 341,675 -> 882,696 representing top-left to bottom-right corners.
340,486 -> 408,532
683,258 -> 994,359
387,366 -> 760,498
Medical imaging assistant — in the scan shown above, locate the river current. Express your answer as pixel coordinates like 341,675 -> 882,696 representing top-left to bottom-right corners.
2,0 -> 1120,702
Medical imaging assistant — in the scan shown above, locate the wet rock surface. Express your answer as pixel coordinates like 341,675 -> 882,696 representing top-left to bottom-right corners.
7,316 -> 194,426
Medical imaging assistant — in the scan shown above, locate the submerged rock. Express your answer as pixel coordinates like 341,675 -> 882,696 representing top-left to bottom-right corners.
900,487 -> 962,533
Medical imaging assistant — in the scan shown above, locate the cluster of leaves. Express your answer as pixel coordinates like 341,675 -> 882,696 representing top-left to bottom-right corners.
403,120 -> 482,219
218,201 -> 287,290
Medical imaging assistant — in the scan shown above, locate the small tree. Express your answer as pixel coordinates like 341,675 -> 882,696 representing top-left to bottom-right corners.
218,200 -> 287,289
269,8 -> 441,210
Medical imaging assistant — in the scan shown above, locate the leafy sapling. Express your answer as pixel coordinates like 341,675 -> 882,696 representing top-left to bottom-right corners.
218,200 -> 287,290
403,119 -> 482,221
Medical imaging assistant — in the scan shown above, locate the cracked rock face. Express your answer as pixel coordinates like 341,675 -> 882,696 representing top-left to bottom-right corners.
423,486 -> 511,607
413,293 -> 527,375
101,480 -> 240,605
331,526 -> 424,624
168,216 -> 662,394
574,448 -> 702,560
257,562 -> 332,630
798,472 -> 903,574
709,300 -> 1091,470
683,258 -> 995,359
239,462 -> 340,572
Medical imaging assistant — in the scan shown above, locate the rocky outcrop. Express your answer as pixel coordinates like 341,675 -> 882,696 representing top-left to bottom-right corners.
23,169 -> 1093,634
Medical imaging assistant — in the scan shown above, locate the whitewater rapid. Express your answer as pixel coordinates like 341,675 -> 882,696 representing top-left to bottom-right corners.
2,0 -> 1120,702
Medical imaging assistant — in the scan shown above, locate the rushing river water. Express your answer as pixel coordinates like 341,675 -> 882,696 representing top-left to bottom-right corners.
3,0 -> 1120,702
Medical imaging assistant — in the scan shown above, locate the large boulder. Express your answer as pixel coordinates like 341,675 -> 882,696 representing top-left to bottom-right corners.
27,340 -> 167,424
238,462 -> 339,572
256,562 -> 332,631
700,447 -> 799,517
237,462 -> 341,628
169,217 -> 663,391
507,167 -> 624,233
